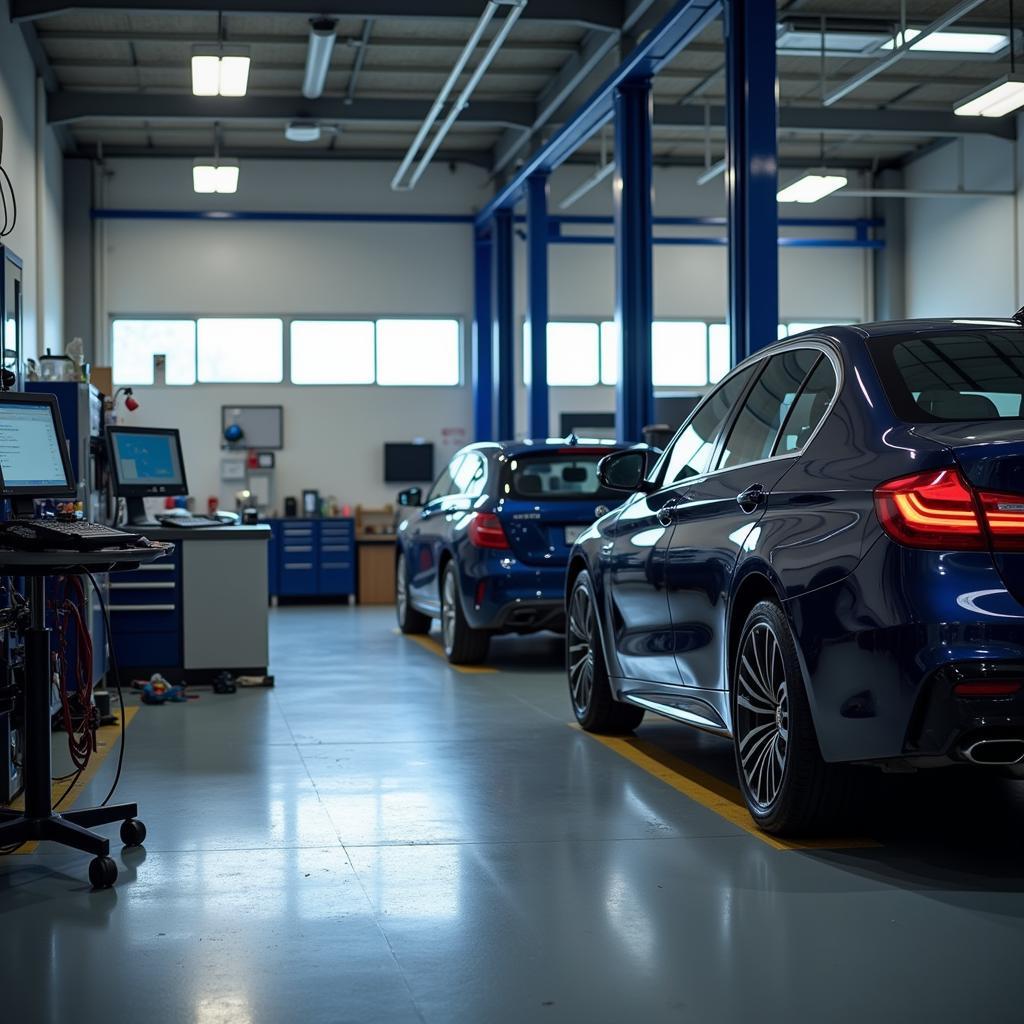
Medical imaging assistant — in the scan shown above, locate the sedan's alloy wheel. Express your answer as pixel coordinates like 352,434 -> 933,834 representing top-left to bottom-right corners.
567,583 -> 595,715
736,622 -> 790,810
442,568 -> 457,655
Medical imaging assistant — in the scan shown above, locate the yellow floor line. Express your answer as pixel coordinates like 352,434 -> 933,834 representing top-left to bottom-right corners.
9,705 -> 140,854
400,631 -> 498,674
574,726 -> 879,852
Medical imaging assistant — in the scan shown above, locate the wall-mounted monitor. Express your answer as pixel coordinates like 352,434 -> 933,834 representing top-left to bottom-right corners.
384,442 -> 434,483
222,405 -> 283,450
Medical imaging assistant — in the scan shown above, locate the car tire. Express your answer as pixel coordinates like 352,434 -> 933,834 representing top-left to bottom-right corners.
732,600 -> 851,836
396,555 -> 431,634
567,569 -> 644,734
441,562 -> 490,664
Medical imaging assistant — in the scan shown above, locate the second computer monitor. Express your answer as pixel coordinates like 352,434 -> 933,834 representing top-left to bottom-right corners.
107,426 -> 188,525
0,391 -> 77,515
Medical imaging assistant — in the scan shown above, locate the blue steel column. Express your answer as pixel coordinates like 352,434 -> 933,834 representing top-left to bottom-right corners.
725,0 -> 778,363
526,173 -> 550,439
472,228 -> 494,440
491,207 -> 516,441
613,78 -> 655,444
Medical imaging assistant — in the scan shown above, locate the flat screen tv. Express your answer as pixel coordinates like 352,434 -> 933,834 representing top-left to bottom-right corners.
385,442 -> 434,483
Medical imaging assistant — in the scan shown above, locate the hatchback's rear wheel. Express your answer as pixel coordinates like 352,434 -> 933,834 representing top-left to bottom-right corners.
733,600 -> 850,835
441,563 -> 490,664
396,556 -> 431,634
568,570 -> 644,733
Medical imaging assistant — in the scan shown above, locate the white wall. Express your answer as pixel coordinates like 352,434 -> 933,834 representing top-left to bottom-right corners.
0,0 -> 63,361
904,132 -> 1021,316
100,156 -> 873,509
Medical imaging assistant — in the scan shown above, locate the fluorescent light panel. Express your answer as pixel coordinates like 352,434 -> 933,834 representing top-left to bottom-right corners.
191,53 -> 250,97
193,161 -> 239,194
777,173 -> 848,204
883,28 -> 1008,54
955,75 -> 1024,117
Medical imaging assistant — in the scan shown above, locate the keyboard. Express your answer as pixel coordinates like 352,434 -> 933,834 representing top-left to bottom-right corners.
0,518 -> 143,552
155,515 -> 222,529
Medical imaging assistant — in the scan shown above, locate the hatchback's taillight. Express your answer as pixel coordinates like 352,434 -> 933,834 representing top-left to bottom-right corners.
875,468 -> 1024,551
468,512 -> 510,550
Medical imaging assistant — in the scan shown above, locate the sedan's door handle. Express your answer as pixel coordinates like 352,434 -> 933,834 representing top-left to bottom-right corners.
657,498 -> 682,527
736,484 -> 767,513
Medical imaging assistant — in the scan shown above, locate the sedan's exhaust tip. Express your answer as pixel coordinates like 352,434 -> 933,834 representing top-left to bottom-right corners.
960,738 -> 1024,766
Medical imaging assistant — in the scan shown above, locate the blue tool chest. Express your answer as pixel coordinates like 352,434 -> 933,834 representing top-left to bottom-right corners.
107,545 -> 182,669
267,518 -> 355,599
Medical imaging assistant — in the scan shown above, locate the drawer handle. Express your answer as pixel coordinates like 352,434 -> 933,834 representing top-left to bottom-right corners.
284,545 -> 313,553
109,581 -> 175,590
284,563 -> 314,570
322,563 -> 351,570
321,545 -> 350,553
109,604 -> 177,613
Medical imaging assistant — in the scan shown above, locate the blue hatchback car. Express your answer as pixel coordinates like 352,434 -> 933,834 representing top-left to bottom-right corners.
567,319 -> 1024,834
395,438 -> 629,663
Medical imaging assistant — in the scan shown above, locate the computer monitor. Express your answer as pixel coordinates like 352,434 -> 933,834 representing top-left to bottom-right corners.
107,425 -> 188,525
0,391 -> 76,516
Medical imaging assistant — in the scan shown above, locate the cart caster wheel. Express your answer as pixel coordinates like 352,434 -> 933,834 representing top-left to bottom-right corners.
89,856 -> 118,889
120,818 -> 147,848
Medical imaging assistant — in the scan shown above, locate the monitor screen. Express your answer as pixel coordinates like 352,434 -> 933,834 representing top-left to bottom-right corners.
384,442 -> 434,483
108,427 -> 188,496
0,395 -> 75,495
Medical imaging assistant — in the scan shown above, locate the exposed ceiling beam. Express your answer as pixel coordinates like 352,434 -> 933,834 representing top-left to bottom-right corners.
47,92 -> 535,127
12,0 -> 621,28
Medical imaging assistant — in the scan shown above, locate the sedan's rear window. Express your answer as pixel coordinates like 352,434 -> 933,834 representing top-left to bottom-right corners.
506,453 -> 618,500
870,330 -> 1024,421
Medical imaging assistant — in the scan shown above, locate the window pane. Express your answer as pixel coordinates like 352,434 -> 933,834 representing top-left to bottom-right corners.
708,324 -> 732,383
377,319 -> 460,386
546,322 -> 599,386
652,322 -> 708,386
661,366 -> 755,485
776,357 -> 837,454
778,324 -> 790,339
718,350 -> 819,470
112,320 -> 196,385
290,320 -> 374,384
197,318 -> 283,383
600,321 -> 619,385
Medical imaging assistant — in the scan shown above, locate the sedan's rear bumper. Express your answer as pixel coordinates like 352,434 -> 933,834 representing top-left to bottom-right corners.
787,535 -> 1024,763
456,554 -> 568,633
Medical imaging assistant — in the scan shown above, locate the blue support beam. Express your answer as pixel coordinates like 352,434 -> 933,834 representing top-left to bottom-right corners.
526,173 -> 550,440
475,0 -> 722,226
725,0 -> 778,364
614,79 -> 655,445
473,232 -> 494,441
491,208 -> 516,441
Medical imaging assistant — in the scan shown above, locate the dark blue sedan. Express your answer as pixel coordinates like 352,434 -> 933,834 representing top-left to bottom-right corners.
396,438 -> 629,663
567,318 -> 1024,835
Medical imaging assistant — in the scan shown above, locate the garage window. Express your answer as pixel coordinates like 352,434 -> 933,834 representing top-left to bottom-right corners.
112,320 -> 196,385
376,319 -> 461,386
197,318 -> 283,383
290,321 -> 375,385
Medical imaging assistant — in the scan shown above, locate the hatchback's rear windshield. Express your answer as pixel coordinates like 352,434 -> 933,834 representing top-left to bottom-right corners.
870,330 -> 1024,422
506,452 -> 619,500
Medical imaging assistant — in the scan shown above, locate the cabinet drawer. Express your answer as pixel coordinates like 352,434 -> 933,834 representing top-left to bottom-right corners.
113,630 -> 180,668
107,604 -> 180,634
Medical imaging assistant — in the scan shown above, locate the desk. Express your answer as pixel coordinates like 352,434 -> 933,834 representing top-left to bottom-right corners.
0,545 -> 164,889
111,524 -> 271,683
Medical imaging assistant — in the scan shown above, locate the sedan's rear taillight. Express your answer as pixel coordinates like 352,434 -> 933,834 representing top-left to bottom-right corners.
875,468 -> 1024,551
468,512 -> 510,550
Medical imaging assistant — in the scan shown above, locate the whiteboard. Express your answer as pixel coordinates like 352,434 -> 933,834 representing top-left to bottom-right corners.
222,405 -> 283,450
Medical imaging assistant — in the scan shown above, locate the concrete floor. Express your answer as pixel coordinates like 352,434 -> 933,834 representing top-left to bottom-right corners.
2,605 -> 1024,1023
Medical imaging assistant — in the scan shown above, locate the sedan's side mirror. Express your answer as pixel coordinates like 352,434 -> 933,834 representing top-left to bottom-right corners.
397,487 -> 424,507
598,449 -> 657,493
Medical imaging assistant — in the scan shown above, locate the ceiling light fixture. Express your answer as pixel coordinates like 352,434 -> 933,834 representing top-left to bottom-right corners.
882,28 -> 1008,54
285,121 -> 322,143
193,158 -> 239,194
955,1 -> 1023,116
777,172 -> 848,204
191,47 -> 251,97
955,73 -> 1024,116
